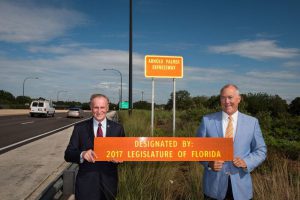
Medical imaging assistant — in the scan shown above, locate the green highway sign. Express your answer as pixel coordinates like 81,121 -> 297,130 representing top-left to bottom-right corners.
119,101 -> 129,109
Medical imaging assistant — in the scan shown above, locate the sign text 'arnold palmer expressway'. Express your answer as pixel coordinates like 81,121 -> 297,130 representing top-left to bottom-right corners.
145,55 -> 183,78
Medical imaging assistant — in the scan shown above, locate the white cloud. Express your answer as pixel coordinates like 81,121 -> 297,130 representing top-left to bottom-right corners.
28,44 -> 83,54
1,44 -> 299,103
209,40 -> 299,60
170,65 -> 300,102
233,75 -> 300,102
0,47 -> 146,102
0,1 -> 87,43
283,61 -> 300,67
246,71 -> 299,79
96,82 -> 122,90
184,67 -> 233,82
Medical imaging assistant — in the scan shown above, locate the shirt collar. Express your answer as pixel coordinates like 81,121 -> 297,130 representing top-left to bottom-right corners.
93,117 -> 107,127
222,111 -> 238,122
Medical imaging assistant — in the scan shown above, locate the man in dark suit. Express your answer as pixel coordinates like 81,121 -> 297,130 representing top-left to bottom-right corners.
65,94 -> 125,200
197,84 -> 267,200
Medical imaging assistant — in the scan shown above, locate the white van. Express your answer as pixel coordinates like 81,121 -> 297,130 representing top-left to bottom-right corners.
30,100 -> 55,117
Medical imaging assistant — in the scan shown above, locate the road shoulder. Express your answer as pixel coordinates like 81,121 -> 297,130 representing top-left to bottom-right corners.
0,127 -> 73,200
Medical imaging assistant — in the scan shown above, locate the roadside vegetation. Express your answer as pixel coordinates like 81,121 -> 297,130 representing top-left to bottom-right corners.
134,90 -> 300,159
117,109 -> 299,200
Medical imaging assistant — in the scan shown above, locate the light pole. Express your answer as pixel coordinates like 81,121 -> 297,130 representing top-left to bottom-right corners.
57,90 -> 68,102
103,68 -> 122,105
129,0 -> 133,115
23,76 -> 39,97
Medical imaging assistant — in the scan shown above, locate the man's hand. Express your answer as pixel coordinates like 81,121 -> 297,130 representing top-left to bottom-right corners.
208,161 -> 224,171
233,157 -> 247,168
82,149 -> 97,163
110,159 -> 123,164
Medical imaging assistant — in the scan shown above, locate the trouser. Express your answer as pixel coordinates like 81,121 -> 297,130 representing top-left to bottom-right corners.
204,177 -> 234,200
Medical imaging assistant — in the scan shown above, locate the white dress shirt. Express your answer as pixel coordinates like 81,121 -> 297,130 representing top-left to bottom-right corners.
93,117 -> 107,137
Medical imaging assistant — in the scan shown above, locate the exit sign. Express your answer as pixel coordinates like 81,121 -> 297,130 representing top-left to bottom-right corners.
119,101 -> 129,109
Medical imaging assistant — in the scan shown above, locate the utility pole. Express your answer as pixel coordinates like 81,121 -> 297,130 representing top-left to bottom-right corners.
103,68 -> 122,106
129,0 -> 133,115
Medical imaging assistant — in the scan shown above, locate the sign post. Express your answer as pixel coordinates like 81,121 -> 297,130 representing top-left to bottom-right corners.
173,78 -> 176,137
151,78 -> 155,136
145,55 -> 183,136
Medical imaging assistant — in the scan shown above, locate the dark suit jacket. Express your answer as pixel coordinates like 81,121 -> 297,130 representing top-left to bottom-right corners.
64,117 -> 125,200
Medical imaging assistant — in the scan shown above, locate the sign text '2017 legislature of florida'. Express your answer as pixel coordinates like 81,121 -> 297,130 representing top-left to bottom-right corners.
94,137 -> 233,161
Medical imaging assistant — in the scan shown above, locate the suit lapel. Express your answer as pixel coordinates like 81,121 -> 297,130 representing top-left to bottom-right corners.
214,112 -> 223,138
235,112 -> 243,142
106,118 -> 112,137
87,118 -> 95,147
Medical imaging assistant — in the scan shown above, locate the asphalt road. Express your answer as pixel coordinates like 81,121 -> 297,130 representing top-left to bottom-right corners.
0,112 -> 91,152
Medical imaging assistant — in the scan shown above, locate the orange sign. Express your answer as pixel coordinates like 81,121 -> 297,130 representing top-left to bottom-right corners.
94,137 -> 233,161
145,55 -> 183,78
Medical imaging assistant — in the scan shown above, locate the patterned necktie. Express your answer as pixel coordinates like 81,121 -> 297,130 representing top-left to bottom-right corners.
97,123 -> 103,137
225,116 -> 233,138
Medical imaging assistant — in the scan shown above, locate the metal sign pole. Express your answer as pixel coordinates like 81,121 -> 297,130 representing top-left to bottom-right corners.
173,78 -> 176,137
145,55 -> 183,136
151,78 -> 155,136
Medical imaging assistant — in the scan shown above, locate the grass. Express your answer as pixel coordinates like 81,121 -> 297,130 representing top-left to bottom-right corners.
252,152 -> 300,200
117,110 -> 299,200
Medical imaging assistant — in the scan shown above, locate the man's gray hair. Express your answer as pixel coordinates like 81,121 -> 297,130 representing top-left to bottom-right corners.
220,84 -> 240,95
89,94 -> 110,105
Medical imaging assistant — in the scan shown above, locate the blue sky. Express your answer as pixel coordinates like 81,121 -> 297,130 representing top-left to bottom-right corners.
0,0 -> 299,104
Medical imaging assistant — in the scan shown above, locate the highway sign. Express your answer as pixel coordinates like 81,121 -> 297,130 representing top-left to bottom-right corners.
119,101 -> 129,109
145,55 -> 183,78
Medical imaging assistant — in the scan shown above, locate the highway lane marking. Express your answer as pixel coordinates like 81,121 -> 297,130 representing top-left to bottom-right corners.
0,117 -> 89,153
21,121 -> 34,125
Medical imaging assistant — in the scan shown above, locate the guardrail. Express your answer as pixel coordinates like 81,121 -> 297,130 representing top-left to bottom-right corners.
38,164 -> 78,200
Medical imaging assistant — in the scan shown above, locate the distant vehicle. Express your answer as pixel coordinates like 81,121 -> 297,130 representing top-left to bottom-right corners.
30,100 -> 55,117
67,108 -> 84,118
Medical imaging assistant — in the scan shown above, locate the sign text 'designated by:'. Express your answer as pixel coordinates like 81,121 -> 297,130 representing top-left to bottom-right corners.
145,55 -> 183,78
94,137 -> 233,161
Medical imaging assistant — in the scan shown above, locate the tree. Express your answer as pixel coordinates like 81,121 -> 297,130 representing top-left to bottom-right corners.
244,93 -> 270,115
109,103 -> 118,110
81,103 -> 90,110
0,90 -> 15,104
269,95 -> 288,117
238,94 -> 248,114
133,101 -> 151,110
165,90 -> 193,110
192,96 -> 209,109
244,93 -> 288,117
15,96 -> 32,105
206,95 -> 220,110
289,97 -> 300,115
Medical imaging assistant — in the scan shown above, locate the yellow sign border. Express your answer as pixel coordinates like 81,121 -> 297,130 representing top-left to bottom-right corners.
144,55 -> 184,78
94,137 -> 233,161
